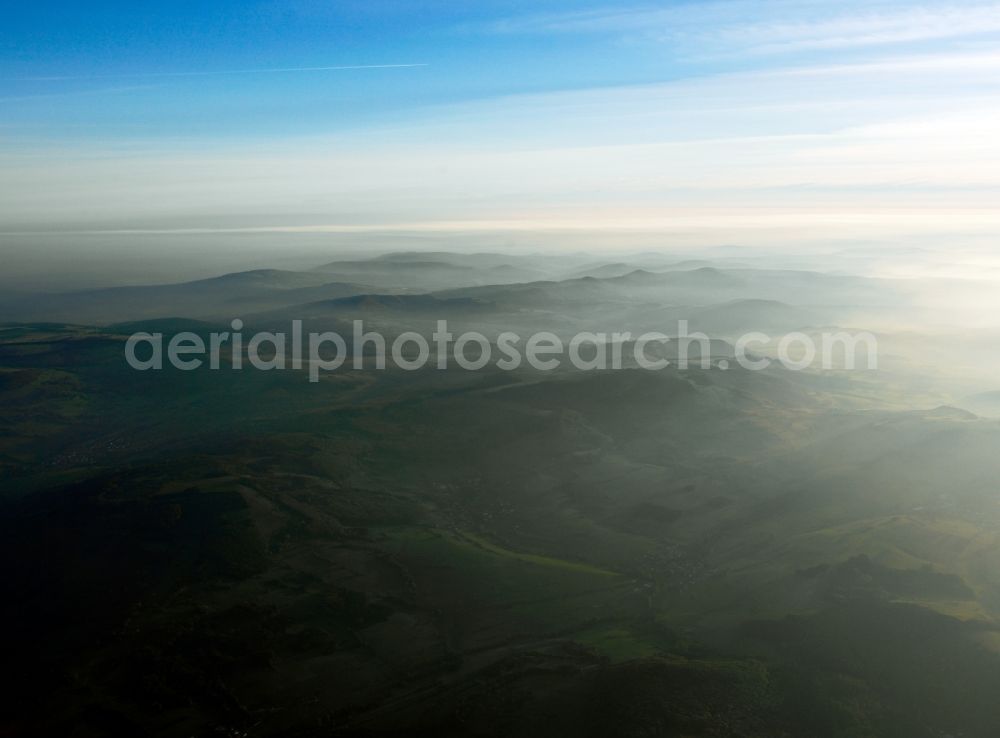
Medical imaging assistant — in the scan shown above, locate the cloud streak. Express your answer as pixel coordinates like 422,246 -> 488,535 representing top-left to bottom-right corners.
718,3 -> 1000,55
484,1 -> 1000,57
12,63 -> 429,83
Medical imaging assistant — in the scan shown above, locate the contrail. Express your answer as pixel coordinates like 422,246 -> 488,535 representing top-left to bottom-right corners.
14,63 -> 429,82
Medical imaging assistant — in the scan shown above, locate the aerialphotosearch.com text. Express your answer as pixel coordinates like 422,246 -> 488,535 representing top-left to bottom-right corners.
124,319 -> 878,381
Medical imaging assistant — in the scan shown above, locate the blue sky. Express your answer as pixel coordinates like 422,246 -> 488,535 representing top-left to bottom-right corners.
1,0 -> 689,138
2,0 -> 1000,242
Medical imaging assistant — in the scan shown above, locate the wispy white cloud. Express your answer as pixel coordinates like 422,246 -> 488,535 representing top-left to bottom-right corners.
482,1 -> 745,35
11,63 -> 428,83
4,58 -> 998,231
775,49 -> 1000,74
717,3 -> 1000,55
483,1 -> 1000,57
0,85 -> 157,103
